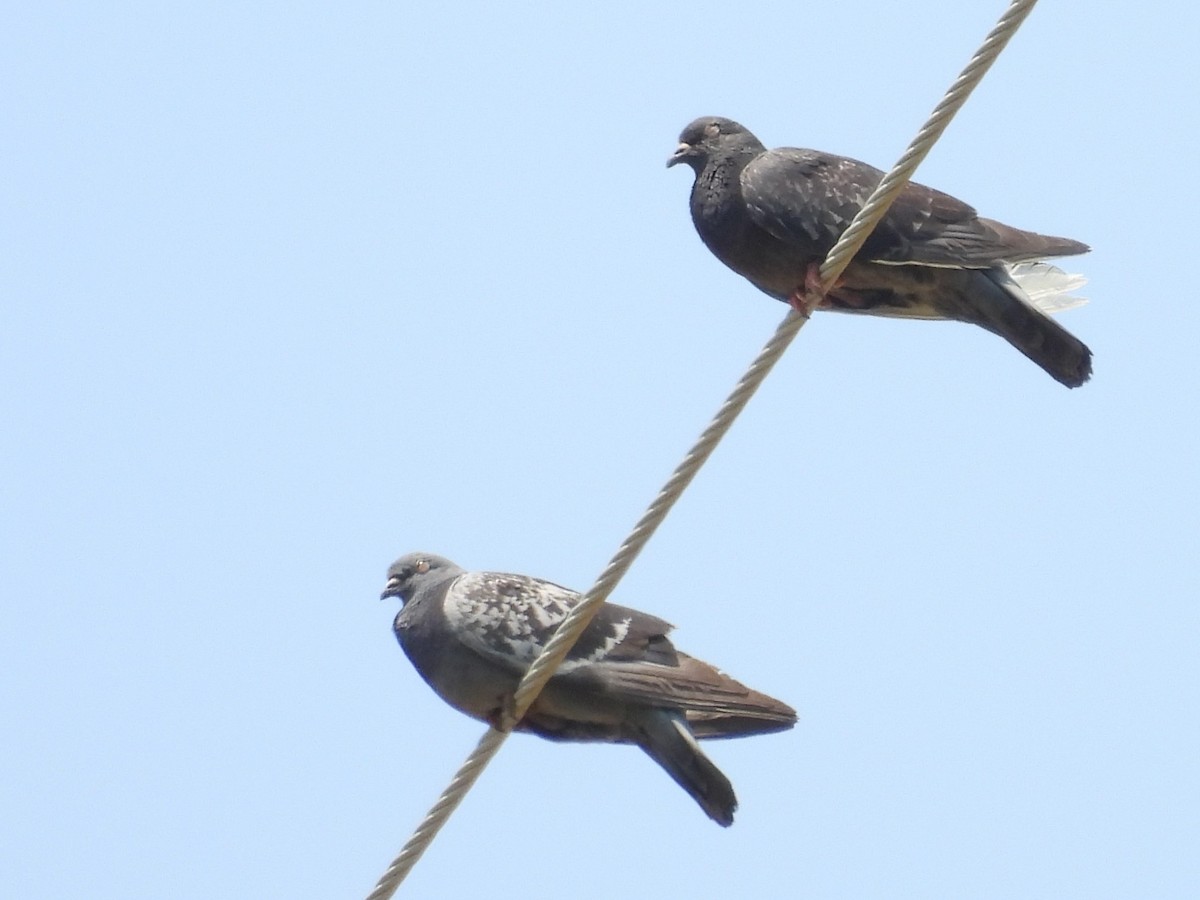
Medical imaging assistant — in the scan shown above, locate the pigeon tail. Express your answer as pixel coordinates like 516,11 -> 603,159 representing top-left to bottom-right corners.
636,710 -> 737,827
969,267 -> 1093,388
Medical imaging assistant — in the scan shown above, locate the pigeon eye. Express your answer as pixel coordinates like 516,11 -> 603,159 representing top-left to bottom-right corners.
704,122 -> 720,138
415,558 -> 430,574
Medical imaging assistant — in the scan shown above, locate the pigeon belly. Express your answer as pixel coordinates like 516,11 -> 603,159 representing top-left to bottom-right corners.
396,599 -> 637,738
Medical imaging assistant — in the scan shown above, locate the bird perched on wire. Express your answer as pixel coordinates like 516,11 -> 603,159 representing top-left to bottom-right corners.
668,116 -> 1093,388
381,552 -> 796,827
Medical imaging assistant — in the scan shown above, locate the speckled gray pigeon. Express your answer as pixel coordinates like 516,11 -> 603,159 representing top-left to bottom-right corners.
381,552 -> 796,827
669,116 -> 1093,388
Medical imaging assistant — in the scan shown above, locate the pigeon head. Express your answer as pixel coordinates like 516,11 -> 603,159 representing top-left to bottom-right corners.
381,552 -> 458,604
667,116 -> 765,173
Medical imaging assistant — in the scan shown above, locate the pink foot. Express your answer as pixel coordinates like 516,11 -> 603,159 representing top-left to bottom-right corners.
787,262 -> 828,317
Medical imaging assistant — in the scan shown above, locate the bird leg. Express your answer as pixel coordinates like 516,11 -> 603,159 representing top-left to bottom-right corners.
787,262 -> 828,317
488,695 -> 520,733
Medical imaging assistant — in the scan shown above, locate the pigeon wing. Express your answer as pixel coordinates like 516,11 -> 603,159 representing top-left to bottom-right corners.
742,147 -> 1082,267
585,651 -> 796,731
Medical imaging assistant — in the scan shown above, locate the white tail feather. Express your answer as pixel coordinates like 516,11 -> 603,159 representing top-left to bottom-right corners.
1009,261 -> 1088,314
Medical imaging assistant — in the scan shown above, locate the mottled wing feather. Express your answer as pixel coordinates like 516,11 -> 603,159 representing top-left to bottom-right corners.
741,149 -> 874,250
442,572 -> 676,674
860,185 -> 998,266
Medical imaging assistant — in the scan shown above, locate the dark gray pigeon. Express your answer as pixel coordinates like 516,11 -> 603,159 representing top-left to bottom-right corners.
381,552 -> 796,827
669,116 -> 1093,388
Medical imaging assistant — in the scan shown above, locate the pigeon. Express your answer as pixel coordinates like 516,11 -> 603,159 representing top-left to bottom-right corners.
381,552 -> 796,827
668,116 -> 1093,388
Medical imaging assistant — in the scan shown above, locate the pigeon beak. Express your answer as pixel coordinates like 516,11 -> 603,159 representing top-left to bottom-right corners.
380,575 -> 402,601
666,142 -> 693,168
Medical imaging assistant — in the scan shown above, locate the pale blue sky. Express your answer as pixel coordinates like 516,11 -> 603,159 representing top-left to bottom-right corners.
3,2 -> 1197,898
